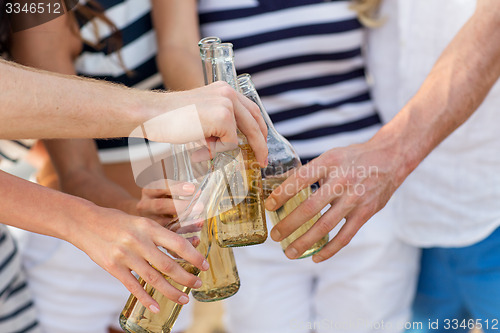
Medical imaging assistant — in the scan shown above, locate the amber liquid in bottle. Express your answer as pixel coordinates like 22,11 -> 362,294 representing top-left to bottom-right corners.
199,40 -> 267,248
262,177 -> 328,259
192,218 -> 240,302
215,143 -> 267,247
119,260 -> 200,333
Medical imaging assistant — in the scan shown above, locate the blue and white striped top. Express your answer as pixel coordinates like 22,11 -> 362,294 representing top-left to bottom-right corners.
0,225 -> 41,333
199,0 -> 381,162
76,0 -> 161,90
0,4 -> 158,330
0,140 -> 34,165
75,0 -> 161,162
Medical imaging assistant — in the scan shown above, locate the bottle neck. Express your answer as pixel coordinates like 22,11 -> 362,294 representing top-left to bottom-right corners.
260,107 -> 279,134
200,44 -> 240,92
237,74 -> 279,135
199,36 -> 221,86
237,74 -> 302,174
200,43 -> 247,144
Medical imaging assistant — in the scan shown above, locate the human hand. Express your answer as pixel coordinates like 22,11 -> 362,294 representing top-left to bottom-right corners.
265,139 -> 407,262
69,204 -> 209,313
141,81 -> 268,167
136,180 -> 197,228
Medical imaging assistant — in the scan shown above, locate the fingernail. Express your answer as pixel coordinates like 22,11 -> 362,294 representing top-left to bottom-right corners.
312,254 -> 323,263
202,259 -> 210,271
178,295 -> 189,304
286,247 -> 298,259
270,228 -> 281,241
194,279 -> 202,289
183,183 -> 195,193
149,305 -> 160,313
265,197 -> 277,211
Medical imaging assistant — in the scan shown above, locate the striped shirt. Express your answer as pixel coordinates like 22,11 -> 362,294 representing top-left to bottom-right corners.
75,0 -> 162,163
0,143 -> 41,333
0,3 -> 158,330
0,225 -> 41,333
199,0 -> 381,162
0,140 -> 34,166
1,3 -> 158,330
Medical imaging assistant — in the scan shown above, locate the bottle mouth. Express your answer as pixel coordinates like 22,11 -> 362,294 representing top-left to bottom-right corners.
237,73 -> 251,84
237,73 -> 253,94
199,39 -> 235,60
199,36 -> 222,60
198,36 -> 221,48
212,43 -> 235,60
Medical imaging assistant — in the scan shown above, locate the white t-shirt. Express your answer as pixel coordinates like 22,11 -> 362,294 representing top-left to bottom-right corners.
368,0 -> 500,247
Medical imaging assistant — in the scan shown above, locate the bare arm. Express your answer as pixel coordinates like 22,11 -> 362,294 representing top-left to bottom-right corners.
266,0 -> 500,261
1,56 -> 268,162
5,15 -> 208,310
0,170 -> 207,311
151,0 -> 268,162
2,8 -> 268,164
45,139 -> 140,211
0,56 -> 150,139
10,14 -> 141,214
152,0 -> 205,90
43,138 -> 195,223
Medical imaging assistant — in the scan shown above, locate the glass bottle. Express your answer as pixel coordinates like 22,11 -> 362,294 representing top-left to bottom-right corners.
119,152 -> 239,333
172,143 -> 241,302
191,216 -> 240,302
237,74 -> 329,259
198,37 -> 267,248
119,250 -> 203,333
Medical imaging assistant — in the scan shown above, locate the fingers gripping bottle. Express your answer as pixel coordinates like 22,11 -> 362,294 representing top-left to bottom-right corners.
120,152 -> 239,333
237,74 -> 329,259
119,224 -> 207,333
199,37 -> 267,248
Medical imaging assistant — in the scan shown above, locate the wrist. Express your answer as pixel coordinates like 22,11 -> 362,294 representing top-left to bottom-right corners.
120,198 -> 140,216
368,114 -> 422,187
60,196 -> 102,248
124,90 -> 166,135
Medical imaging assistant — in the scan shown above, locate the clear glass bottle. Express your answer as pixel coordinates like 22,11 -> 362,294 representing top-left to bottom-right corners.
119,227 -> 207,333
119,152 -> 239,333
198,37 -> 267,248
119,258 -> 202,333
191,216 -> 240,302
237,74 -> 329,259
172,143 -> 241,302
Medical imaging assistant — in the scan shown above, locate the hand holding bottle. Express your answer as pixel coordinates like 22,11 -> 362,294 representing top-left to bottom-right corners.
120,151 -> 239,332
265,138 -> 402,262
139,82 -> 268,167
67,204 -> 209,313
238,74 -> 328,259
136,180 -> 197,228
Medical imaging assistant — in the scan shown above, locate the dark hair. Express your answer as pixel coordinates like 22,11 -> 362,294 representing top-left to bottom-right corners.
72,0 -> 129,73
0,0 -> 124,63
0,0 -> 12,57
72,0 -> 123,55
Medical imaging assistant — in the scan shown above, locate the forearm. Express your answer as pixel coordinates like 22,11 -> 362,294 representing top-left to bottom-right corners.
157,50 -> 205,91
371,0 -> 500,182
266,2 -> 500,262
0,169 -> 207,309
58,168 -> 138,215
0,170 -> 97,242
0,58 -> 157,140
41,139 -> 138,215
152,0 -> 204,91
